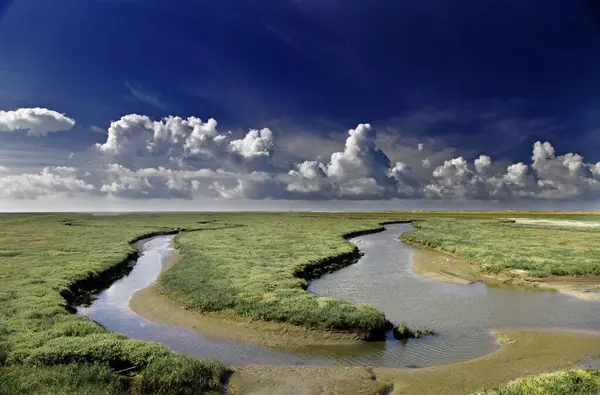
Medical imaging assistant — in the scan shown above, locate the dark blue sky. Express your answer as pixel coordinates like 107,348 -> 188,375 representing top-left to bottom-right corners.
1,0 -> 600,163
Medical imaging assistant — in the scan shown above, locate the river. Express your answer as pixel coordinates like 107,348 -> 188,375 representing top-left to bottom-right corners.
77,224 -> 600,367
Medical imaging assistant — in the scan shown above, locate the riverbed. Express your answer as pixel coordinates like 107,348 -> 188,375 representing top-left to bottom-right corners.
77,224 -> 600,368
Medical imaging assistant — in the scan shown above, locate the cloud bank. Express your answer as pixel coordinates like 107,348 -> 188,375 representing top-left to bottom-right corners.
2,108 -> 600,202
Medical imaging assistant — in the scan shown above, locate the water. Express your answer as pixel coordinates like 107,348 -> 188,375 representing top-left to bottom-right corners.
77,236 -> 329,366
310,223 -> 600,367
78,225 -> 600,367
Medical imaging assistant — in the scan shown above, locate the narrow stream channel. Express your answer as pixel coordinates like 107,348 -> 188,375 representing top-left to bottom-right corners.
77,236 -> 328,366
77,224 -> 600,368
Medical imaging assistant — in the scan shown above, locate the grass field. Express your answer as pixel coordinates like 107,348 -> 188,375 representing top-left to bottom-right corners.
0,212 -> 409,394
2,211 -> 600,394
400,213 -> 600,276
0,213 -> 232,394
157,213 -> 414,337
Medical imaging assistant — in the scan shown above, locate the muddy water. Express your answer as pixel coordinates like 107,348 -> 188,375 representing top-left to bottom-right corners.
78,225 -> 600,368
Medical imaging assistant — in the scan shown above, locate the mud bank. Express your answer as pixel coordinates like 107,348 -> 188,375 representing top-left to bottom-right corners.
131,222 -> 416,346
406,236 -> 600,301
130,284 -> 361,349
228,329 -> 600,395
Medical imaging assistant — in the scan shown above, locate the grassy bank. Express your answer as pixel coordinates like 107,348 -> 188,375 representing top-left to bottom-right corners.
400,214 -> 600,277
157,214 -> 412,338
0,212 -> 409,393
0,213 -> 230,394
3,211 -> 600,394
472,369 -> 600,395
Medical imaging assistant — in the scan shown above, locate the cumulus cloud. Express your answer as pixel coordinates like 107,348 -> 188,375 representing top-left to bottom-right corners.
528,141 -> 599,199
285,161 -> 332,196
474,155 -> 491,174
288,123 -> 399,199
3,110 -> 600,202
0,167 -> 95,199
229,128 -> 274,158
425,157 -> 485,199
95,114 -> 276,175
95,114 -> 228,159
422,141 -> 600,200
0,108 -> 76,136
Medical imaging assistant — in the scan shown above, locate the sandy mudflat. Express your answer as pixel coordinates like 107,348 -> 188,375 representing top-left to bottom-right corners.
512,218 -> 600,227
127,236 -> 600,394
229,330 -> 600,395
410,241 -> 600,301
130,284 -> 361,349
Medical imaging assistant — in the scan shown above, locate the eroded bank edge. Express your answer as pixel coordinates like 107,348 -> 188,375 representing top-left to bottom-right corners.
400,223 -> 600,301
61,229 -> 181,312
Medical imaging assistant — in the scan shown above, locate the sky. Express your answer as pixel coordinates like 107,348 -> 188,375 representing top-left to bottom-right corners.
1,0 -> 600,211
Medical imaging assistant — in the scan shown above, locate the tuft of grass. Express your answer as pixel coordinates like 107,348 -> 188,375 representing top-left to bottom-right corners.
133,355 -> 227,395
0,363 -> 126,395
472,369 -> 600,395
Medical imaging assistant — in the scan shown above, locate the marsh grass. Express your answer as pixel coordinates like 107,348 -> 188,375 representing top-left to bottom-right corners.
473,369 -> 600,394
0,212 -> 408,393
2,211 -> 599,394
0,213 -> 228,394
400,214 -> 600,277
157,214 -> 414,335
0,363 -> 126,395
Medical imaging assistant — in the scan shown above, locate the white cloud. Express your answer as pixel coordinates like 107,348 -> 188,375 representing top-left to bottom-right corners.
286,161 -> 332,195
3,110 -> 600,203
324,123 -> 396,197
528,141 -> 599,199
0,108 -> 75,136
287,123 -> 399,199
592,162 -> 600,177
504,163 -> 530,187
0,166 -> 95,199
229,128 -> 274,158
96,114 -> 228,159
95,115 -> 277,174
425,157 -> 484,199
474,155 -> 491,174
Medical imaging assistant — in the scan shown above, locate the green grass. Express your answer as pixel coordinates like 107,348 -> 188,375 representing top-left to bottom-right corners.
0,363 -> 126,395
157,214 -> 413,335
472,369 -> 600,395
0,212 -> 409,394
400,214 -> 600,276
0,213 -> 231,394
2,211 -> 600,394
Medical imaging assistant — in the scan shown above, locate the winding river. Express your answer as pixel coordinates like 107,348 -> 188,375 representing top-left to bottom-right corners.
77,224 -> 600,368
